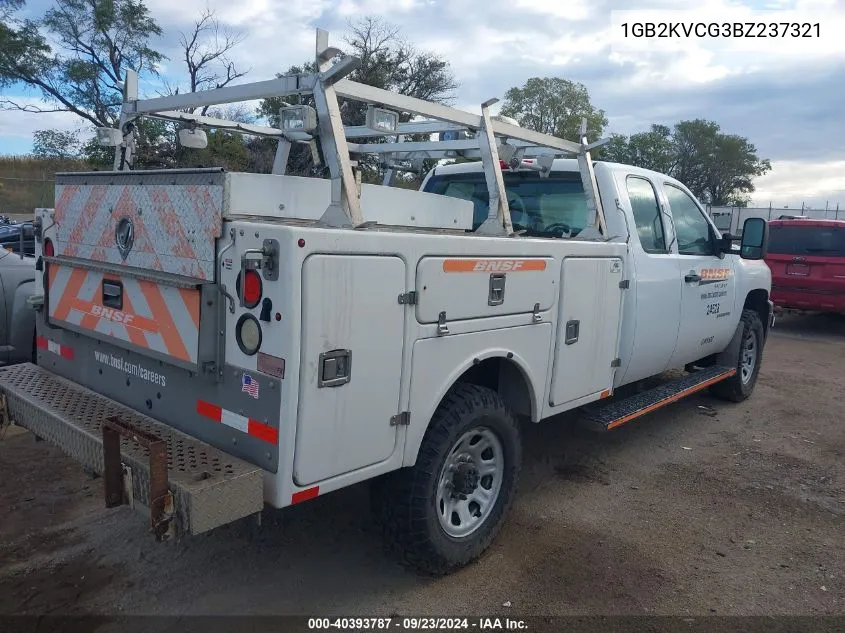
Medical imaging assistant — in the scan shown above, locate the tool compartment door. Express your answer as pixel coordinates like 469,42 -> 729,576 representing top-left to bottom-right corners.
415,256 -> 557,323
550,257 -> 624,406
294,254 -> 405,486
47,264 -> 201,367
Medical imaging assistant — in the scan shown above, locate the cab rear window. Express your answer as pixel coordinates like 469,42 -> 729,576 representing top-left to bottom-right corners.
768,224 -> 845,256
423,171 -> 590,237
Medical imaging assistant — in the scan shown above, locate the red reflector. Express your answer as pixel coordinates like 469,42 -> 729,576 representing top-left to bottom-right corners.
196,399 -> 222,422
291,486 -> 319,505
248,420 -> 278,445
241,270 -> 262,308
43,239 -> 54,257
59,345 -> 74,360
35,335 -> 48,350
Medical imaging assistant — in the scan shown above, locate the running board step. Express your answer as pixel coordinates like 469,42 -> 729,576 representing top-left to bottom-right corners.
581,366 -> 736,432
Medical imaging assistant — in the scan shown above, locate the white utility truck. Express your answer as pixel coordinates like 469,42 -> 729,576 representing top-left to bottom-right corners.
0,29 -> 773,575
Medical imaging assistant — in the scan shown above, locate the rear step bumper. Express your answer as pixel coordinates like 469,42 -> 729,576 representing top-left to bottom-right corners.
581,366 -> 736,432
0,363 -> 264,536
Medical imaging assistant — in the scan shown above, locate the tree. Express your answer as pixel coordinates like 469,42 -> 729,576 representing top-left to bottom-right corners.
599,133 -> 631,164
2,1 -> 251,168
1,0 -> 164,128
0,0 -> 25,21
704,133 -> 771,206
627,124 -> 674,175
499,77 -> 608,141
258,16 -> 458,180
606,119 -> 771,205
162,9 -> 249,115
340,17 -> 457,123
32,128 -> 82,158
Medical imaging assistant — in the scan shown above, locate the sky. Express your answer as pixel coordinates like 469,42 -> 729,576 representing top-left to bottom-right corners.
1,0 -> 844,209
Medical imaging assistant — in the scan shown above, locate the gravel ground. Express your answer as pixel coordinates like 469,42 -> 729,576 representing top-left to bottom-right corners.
0,312 -> 843,628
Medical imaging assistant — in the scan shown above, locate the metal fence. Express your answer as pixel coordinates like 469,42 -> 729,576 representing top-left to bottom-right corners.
707,204 -> 843,236
0,173 -> 57,216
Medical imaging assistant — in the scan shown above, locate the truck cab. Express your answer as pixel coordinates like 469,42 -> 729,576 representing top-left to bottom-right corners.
421,158 -> 773,389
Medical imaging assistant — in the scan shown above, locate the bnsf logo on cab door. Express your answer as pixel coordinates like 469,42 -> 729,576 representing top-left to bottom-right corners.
91,304 -> 135,325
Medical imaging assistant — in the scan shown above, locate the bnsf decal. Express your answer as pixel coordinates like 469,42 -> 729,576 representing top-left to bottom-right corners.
444,259 -> 546,273
91,304 -> 135,325
474,260 -> 526,272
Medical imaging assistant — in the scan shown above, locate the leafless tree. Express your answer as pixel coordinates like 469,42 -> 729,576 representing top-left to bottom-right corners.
162,9 -> 250,114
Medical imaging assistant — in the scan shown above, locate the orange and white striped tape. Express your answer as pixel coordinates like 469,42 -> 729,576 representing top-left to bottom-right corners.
48,265 -> 200,364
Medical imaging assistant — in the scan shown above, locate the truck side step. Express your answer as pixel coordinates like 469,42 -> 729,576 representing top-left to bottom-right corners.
581,366 -> 736,432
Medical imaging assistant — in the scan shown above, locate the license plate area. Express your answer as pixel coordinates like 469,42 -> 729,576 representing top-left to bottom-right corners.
46,263 -> 202,368
786,263 -> 810,276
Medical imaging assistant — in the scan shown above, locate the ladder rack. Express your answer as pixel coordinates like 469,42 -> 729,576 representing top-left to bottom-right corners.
110,28 -> 610,237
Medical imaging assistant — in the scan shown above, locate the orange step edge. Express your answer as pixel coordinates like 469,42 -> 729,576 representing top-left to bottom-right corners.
606,369 -> 737,430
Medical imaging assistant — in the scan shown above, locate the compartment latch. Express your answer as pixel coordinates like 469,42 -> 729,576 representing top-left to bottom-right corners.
318,349 -> 352,387
564,320 -> 580,345
488,273 -> 506,306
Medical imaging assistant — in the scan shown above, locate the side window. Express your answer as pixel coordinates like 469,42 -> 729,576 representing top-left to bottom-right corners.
664,184 -> 714,256
626,176 -> 666,253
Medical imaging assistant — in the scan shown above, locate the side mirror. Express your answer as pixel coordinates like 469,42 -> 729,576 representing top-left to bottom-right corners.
739,217 -> 769,260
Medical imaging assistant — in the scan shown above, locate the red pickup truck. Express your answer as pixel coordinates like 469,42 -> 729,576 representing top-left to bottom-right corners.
765,218 -> 845,314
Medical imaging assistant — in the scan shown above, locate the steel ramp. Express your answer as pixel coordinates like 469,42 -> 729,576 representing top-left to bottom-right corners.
581,366 -> 736,432
0,363 -> 264,536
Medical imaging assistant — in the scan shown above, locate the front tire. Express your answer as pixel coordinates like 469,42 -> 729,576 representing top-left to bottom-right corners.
710,308 -> 765,402
371,383 -> 522,575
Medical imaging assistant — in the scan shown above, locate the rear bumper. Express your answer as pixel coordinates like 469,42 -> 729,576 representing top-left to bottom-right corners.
0,363 -> 264,536
771,287 -> 845,313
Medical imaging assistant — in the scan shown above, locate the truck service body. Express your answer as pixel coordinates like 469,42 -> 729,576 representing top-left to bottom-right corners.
0,29 -> 773,573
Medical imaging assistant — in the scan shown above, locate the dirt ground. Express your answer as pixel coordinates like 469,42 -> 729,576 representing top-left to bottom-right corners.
0,312 -> 843,627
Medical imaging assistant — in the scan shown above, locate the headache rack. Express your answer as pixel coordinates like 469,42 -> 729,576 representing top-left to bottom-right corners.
106,28 -> 610,238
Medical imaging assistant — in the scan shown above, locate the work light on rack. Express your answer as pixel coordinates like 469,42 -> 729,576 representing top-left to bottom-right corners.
365,105 -> 399,133
280,105 -> 318,133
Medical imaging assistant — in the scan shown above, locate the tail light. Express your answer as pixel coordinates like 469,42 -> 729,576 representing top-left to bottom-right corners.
43,239 -> 54,257
237,270 -> 263,309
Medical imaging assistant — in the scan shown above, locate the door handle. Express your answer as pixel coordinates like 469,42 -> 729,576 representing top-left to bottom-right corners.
102,279 -> 123,309
684,271 -> 701,283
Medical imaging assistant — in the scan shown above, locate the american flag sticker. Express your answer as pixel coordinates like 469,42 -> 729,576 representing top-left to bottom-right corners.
241,373 -> 260,399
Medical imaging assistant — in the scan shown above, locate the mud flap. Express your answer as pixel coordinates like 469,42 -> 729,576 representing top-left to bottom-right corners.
715,317 -> 745,367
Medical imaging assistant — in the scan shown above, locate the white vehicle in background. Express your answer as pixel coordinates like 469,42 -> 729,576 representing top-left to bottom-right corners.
0,28 -> 772,575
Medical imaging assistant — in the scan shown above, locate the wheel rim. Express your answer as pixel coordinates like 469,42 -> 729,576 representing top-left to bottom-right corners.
436,427 -> 504,539
740,330 -> 757,384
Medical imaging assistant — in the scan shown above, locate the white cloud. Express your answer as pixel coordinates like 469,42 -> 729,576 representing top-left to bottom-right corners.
753,160 -> 845,208
0,97 -> 92,153
512,0 -> 592,21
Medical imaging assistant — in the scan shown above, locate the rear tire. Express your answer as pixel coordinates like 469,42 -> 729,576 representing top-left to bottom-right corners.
710,309 -> 765,402
370,383 -> 522,575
